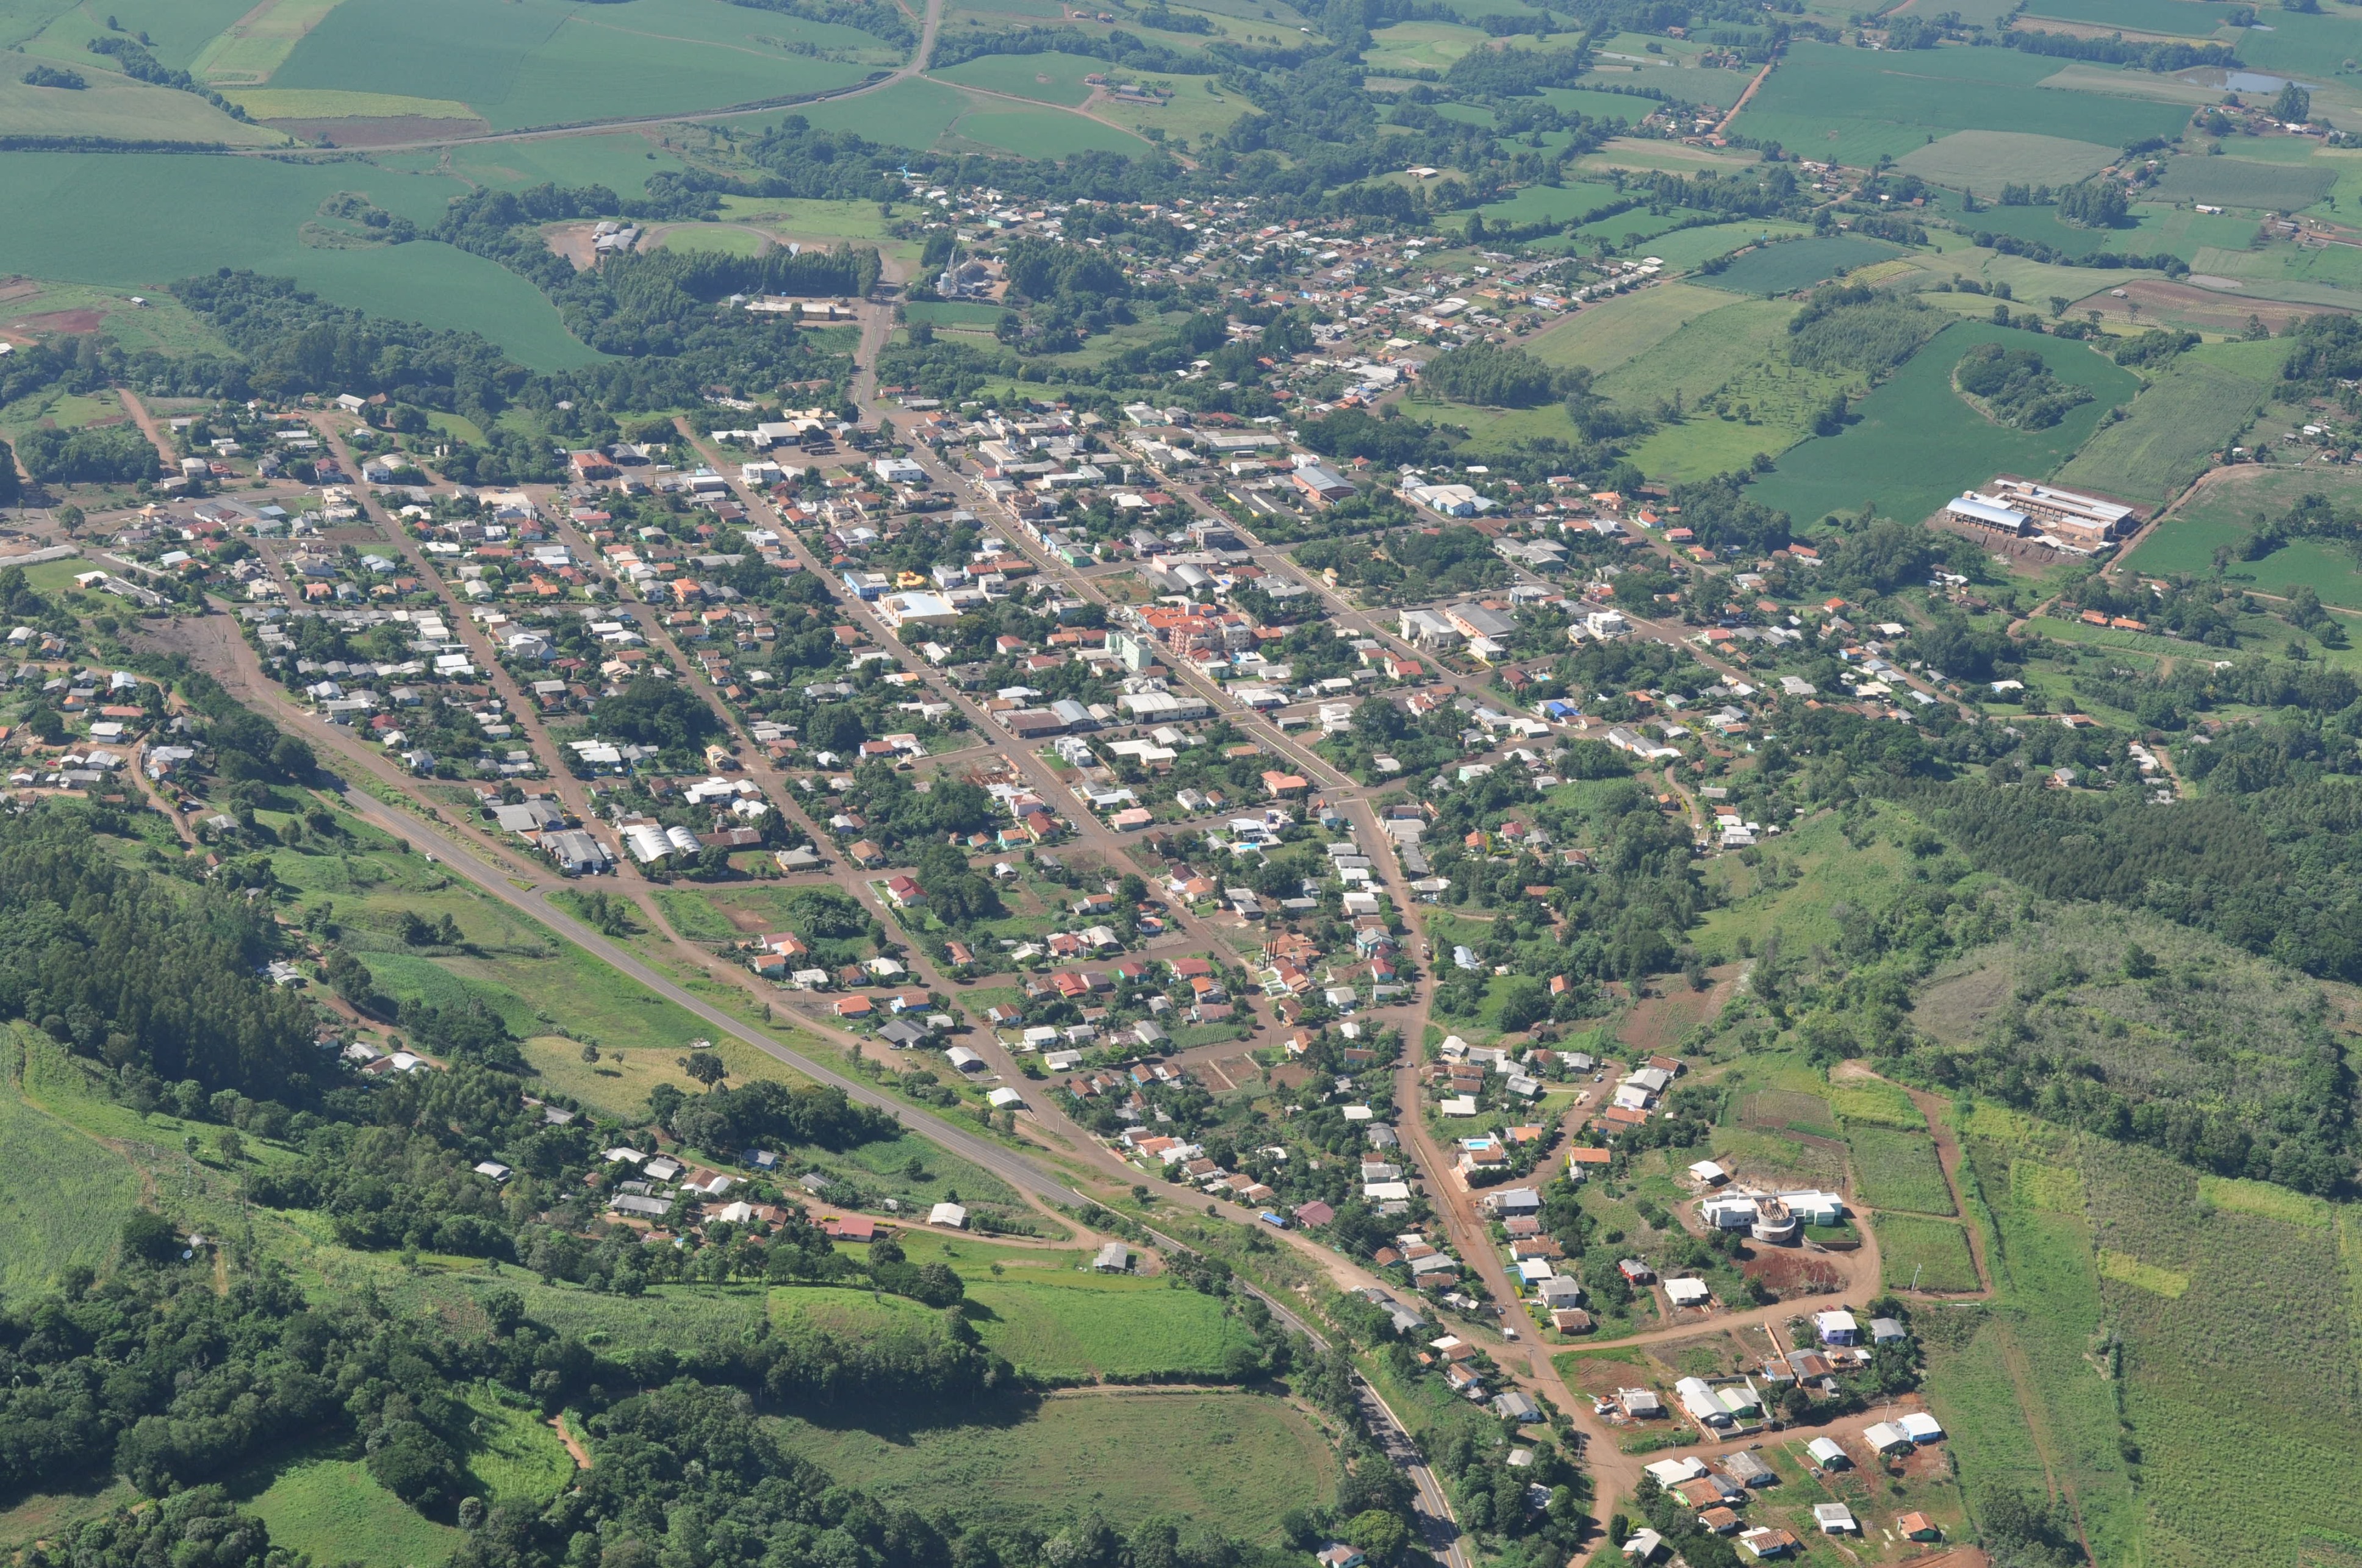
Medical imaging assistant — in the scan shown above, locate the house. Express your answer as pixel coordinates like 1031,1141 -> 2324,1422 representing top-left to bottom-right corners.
473,1160 -> 513,1183
1897,1512 -> 1941,1542
885,875 -> 927,909
1736,1527 -> 1799,1559
1805,1437 -> 1850,1470
1811,1504 -> 1857,1536
1094,1242 -> 1132,1272
1870,1316 -> 1908,1346
1618,1387 -> 1664,1417
1862,1422 -> 1914,1455
1620,1529 -> 1665,1563
1665,1277 -> 1711,1308
1719,1450 -> 1776,1487
928,1201 -> 968,1228
1814,1309 -> 1859,1345
1675,1377 -> 1731,1428
1898,1411 -> 1945,1442
1492,1390 -> 1541,1422
1315,1547 -> 1366,1568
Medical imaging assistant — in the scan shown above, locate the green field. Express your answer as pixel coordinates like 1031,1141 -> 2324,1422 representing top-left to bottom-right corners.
2123,464 -> 2362,608
905,299 -> 1008,327
460,1394 -> 579,1505
2152,154 -> 2336,212
14,0 -> 256,71
1752,320 -> 2141,526
1895,129 -> 2120,190
1876,1214 -> 1980,1292
1698,235 -> 1902,295
437,132 -> 686,195
1464,179 -> 1625,230
245,1460 -> 468,1568
1729,41 -> 2191,170
1847,1125 -> 1958,1215
267,0 -> 875,131
963,1275 -> 1257,1381
1534,85 -> 1659,122
1641,220 -> 1814,273
1361,20 -> 1499,71
1588,293 -> 1855,480
192,0 -> 345,85
0,154 -> 600,368
2052,357 -> 2267,504
2016,0 -> 2242,35
769,1391 -> 1337,1537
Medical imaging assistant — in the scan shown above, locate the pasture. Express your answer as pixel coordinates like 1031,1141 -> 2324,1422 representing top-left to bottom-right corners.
16,0 -> 254,71
1640,220 -> 1814,273
768,1389 -> 1336,1537
1465,179 -> 1626,229
1729,41 -> 2190,170
1751,321 -> 2139,527
962,1274 -> 1258,1381
1361,20 -> 1498,71
1591,295 -> 1856,480
0,153 -> 600,367
1089,74 -> 1252,145
1698,235 -> 1900,295
1876,1215 -> 1979,1292
1895,129 -> 2119,190
1534,86 -> 1659,122
1846,1126 -> 1957,1216
437,132 -> 685,196
2052,357 -> 2267,504
267,0 -> 875,131
245,1460 -> 467,1568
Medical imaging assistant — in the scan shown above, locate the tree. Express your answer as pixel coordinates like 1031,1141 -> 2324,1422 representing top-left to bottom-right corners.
1496,977 -> 1549,1034
2055,179 -> 2129,229
121,1209 -> 179,1264
2274,81 -> 2312,122
1343,1511 -> 1410,1568
0,437 -> 17,506
682,1050 -> 728,1089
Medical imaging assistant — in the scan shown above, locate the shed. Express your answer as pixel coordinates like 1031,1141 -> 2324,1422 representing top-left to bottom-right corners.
928,1201 -> 968,1229
1620,1529 -> 1664,1563
473,1161 -> 514,1183
1094,1242 -> 1132,1273
1898,1411 -> 1945,1442
1811,1503 -> 1856,1534
944,1046 -> 986,1072
1862,1422 -> 1914,1455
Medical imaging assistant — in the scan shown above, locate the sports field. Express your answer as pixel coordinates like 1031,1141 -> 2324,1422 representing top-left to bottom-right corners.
1730,41 -> 2191,170
267,0 -> 875,131
1698,235 -> 1900,295
1751,320 -> 2139,526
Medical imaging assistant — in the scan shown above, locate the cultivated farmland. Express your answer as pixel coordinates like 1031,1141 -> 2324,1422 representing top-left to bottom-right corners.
2151,155 -> 2336,211
1751,320 -> 2138,527
1895,129 -> 2120,190
1524,281 -> 1732,373
963,1273 -> 1258,1382
2051,357 -> 2267,504
1846,1125 -> 1958,1216
1729,41 -> 2190,170
1698,235 -> 1901,296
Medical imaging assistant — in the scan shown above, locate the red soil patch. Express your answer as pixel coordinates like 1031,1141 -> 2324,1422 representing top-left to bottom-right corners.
7,309 -> 105,334
1743,1250 -> 1845,1297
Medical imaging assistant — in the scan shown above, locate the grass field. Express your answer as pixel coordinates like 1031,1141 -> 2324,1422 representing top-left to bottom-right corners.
1698,235 -> 1902,296
2016,0 -> 2242,35
0,278 -> 232,356
769,1390 -> 1335,1537
905,299 -> 1007,327
441,132 -> 684,196
1876,1214 -> 1979,1291
1729,41 -> 2190,170
1847,1125 -> 1958,1215
1535,85 -> 1659,121
0,1027 -> 145,1298
1361,20 -> 1498,71
1640,220 -> 1815,274
2123,464 -> 2362,607
2052,357 -> 2267,504
0,153 -> 600,368
1753,320 -> 2139,526
1592,293 -> 1850,465
1089,74 -> 1253,145
267,0 -> 875,131
1894,128 -> 2119,190
462,1392 -> 578,1504
962,1275 -> 1256,1381
1463,179 -> 1625,230
16,0 -> 254,71
245,1460 -> 466,1568
0,50 -> 291,143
